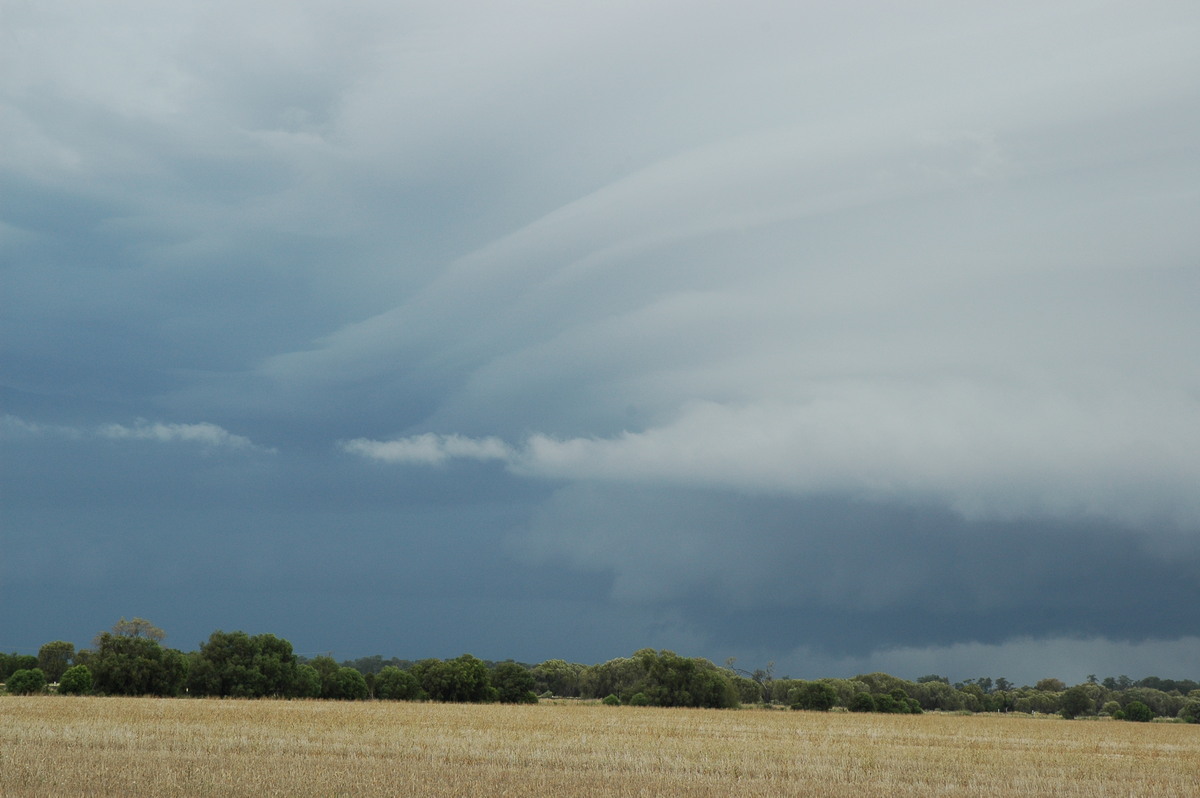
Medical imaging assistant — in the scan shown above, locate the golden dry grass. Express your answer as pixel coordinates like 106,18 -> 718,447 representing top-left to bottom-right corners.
1,697 -> 1197,797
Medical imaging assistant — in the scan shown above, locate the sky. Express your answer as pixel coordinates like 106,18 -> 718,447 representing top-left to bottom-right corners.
2,0 -> 1199,687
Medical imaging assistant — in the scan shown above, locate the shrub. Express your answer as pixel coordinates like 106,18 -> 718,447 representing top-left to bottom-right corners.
58,665 -> 93,695
7,668 -> 48,695
602,694 -> 621,706
628,692 -> 650,706
1123,701 -> 1153,722
1178,700 -> 1200,724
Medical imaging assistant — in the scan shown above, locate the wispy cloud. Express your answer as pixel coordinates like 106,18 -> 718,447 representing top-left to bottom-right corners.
340,432 -> 511,465
2,414 -> 272,453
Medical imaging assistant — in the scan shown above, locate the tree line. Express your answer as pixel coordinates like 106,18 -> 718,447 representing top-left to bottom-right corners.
3,618 -> 1198,723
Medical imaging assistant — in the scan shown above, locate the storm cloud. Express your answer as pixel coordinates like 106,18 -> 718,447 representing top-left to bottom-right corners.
3,0 -> 1198,684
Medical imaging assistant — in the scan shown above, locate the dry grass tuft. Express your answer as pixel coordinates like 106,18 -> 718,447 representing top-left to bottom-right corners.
1,698 -> 1197,796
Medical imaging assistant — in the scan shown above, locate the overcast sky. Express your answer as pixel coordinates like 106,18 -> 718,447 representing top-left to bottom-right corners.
3,0 -> 1199,686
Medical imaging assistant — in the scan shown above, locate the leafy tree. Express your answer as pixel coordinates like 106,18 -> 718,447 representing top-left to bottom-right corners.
37,641 -> 75,683
849,692 -> 876,712
791,681 -> 838,711
1177,699 -> 1200,724
916,674 -> 950,684
627,649 -> 739,709
330,667 -> 368,700
532,659 -> 584,697
1035,678 -> 1066,692
6,668 -> 47,695
1123,701 -> 1153,722
0,653 -> 38,681
375,666 -> 423,700
1059,685 -> 1094,719
89,631 -> 188,697
108,617 -> 166,642
491,661 -> 538,704
413,655 -> 497,703
292,665 -> 322,698
57,665 -> 93,695
187,631 -> 299,698
911,680 -> 965,711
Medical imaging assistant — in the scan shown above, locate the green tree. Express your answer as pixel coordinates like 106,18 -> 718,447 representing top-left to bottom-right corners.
108,617 -> 166,642
188,631 -> 299,698
413,655 -> 497,703
1177,699 -> 1200,724
0,653 -> 39,681
292,665 -> 322,698
790,681 -> 838,711
532,659 -> 584,697
627,649 -> 739,709
849,692 -> 876,712
491,661 -> 538,704
1035,677 -> 1066,692
375,666 -> 423,700
37,641 -> 75,683
330,667 -> 369,700
89,632 -> 188,697
1059,685 -> 1094,719
1123,701 -> 1154,722
57,665 -> 93,695
6,668 -> 48,695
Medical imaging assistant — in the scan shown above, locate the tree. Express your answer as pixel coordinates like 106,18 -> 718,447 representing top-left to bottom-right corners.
849,692 -> 876,712
1035,677 -> 1066,693
292,665 -> 322,698
627,649 -> 739,709
0,653 -> 38,681
89,632 -> 187,697
532,659 -> 583,697
57,665 -> 93,695
1123,701 -> 1153,722
791,681 -> 838,711
1059,685 -> 1094,719
375,666 -> 423,700
108,617 -> 166,642
187,631 -> 299,698
413,655 -> 497,703
1177,699 -> 1200,724
330,667 -> 368,700
37,641 -> 75,683
6,668 -> 47,695
492,661 -> 537,704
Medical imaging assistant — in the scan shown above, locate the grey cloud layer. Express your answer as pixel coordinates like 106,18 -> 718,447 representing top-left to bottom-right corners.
4,1 -> 1198,679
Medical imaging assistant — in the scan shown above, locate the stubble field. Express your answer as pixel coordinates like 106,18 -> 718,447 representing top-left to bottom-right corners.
1,697 -> 1197,797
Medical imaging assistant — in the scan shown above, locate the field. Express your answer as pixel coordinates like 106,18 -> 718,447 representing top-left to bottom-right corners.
2,698 -> 1198,797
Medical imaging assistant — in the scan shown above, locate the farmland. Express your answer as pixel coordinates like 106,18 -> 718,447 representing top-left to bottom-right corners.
1,697 -> 1197,797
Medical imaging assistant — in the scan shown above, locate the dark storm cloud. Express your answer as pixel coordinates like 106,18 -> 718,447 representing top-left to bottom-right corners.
3,1 -> 1199,681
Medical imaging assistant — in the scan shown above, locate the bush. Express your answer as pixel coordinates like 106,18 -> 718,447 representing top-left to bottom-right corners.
602,694 -> 621,706
7,668 -> 48,695
57,665 -> 93,695
628,692 -> 651,706
1123,701 -> 1154,722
